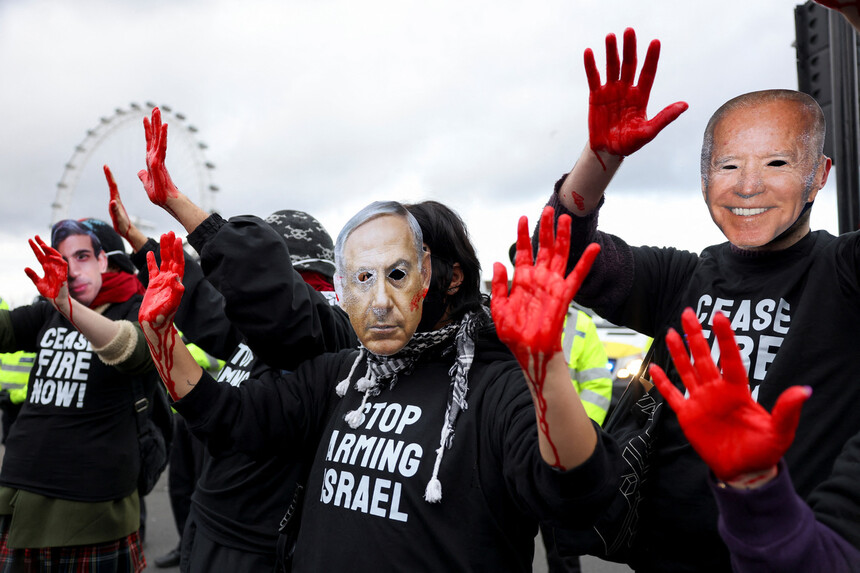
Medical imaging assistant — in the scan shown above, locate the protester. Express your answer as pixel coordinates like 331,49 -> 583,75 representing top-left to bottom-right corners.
538,25 -> 860,571
650,308 -> 860,572
153,336 -> 221,569
109,156 -> 357,572
137,200 -> 621,571
509,244 -> 611,573
0,219 -> 155,571
0,297 -> 34,443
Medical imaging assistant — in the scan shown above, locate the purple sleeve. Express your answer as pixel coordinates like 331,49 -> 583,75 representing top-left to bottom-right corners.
712,461 -> 860,572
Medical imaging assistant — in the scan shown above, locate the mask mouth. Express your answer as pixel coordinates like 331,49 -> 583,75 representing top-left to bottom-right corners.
368,324 -> 399,332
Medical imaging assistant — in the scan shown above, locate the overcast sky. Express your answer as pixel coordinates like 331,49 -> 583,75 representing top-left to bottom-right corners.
0,0 -> 840,307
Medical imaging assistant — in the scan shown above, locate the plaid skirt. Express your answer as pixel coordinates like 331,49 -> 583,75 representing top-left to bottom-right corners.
0,516 -> 145,573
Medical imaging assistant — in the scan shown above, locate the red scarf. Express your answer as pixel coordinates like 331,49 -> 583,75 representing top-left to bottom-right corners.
90,272 -> 145,308
299,270 -> 334,293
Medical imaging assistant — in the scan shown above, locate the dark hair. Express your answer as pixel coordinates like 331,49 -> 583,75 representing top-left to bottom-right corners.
50,220 -> 102,254
404,201 -> 485,323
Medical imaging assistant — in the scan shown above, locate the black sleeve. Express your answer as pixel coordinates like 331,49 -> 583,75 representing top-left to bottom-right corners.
5,302 -> 53,353
132,237 -> 243,360
482,355 -> 623,529
538,179 -> 636,315
187,213 -> 358,371
808,427 -> 860,551
608,245 -> 701,339
172,350 -> 350,460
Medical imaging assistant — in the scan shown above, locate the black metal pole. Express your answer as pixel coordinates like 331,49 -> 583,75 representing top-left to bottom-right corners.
829,11 -> 860,234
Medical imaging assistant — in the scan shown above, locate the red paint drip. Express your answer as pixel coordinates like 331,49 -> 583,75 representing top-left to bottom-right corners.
571,191 -> 586,211
590,148 -> 607,171
144,324 -> 180,401
518,349 -> 563,469
65,296 -> 74,328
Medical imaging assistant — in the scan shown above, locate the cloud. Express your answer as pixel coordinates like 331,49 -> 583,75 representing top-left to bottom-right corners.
0,0 -> 838,307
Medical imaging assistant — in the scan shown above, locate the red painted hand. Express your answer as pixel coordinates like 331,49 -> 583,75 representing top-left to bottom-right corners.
492,206 -> 599,468
492,206 -> 599,377
25,236 -> 70,307
649,308 -> 811,482
139,232 -> 186,399
137,107 -> 179,207
139,232 -> 186,329
105,165 -> 132,243
584,28 -> 688,159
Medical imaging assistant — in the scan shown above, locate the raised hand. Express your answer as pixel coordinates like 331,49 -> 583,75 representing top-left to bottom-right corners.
649,308 -> 810,483
25,236 -> 72,317
139,232 -> 186,399
492,207 -> 599,467
105,164 -> 147,252
139,232 -> 185,330
137,107 -> 179,208
492,207 -> 599,369
584,28 -> 688,161
105,165 -> 132,240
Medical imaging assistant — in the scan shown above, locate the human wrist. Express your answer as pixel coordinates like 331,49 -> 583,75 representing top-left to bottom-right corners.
166,193 -> 208,234
52,293 -> 73,318
720,465 -> 779,490
128,228 -> 148,253
559,144 -> 621,215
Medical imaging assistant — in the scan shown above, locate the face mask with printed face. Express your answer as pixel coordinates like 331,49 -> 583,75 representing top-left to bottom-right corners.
337,215 -> 429,356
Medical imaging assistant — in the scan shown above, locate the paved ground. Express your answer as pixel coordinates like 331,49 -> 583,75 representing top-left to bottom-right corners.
141,464 -> 631,572
140,469 -> 180,571
0,442 -> 631,572
532,534 -> 633,573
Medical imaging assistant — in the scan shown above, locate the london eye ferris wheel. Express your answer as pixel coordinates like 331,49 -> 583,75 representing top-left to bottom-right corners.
51,102 -> 218,242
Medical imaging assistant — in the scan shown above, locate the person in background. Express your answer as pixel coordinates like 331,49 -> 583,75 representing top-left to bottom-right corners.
0,297 -> 34,444
0,219 -> 155,572
107,135 -> 356,571
153,335 -> 222,569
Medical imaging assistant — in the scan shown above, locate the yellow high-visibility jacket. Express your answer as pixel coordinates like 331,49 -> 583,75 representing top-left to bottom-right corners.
0,297 -> 35,404
561,309 -> 613,426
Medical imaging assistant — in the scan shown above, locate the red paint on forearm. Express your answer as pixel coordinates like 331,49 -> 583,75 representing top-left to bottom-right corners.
570,191 -> 586,211
65,296 -> 74,328
590,148 -> 607,171
138,234 -> 188,401
143,322 -> 180,401
520,350 -> 563,469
